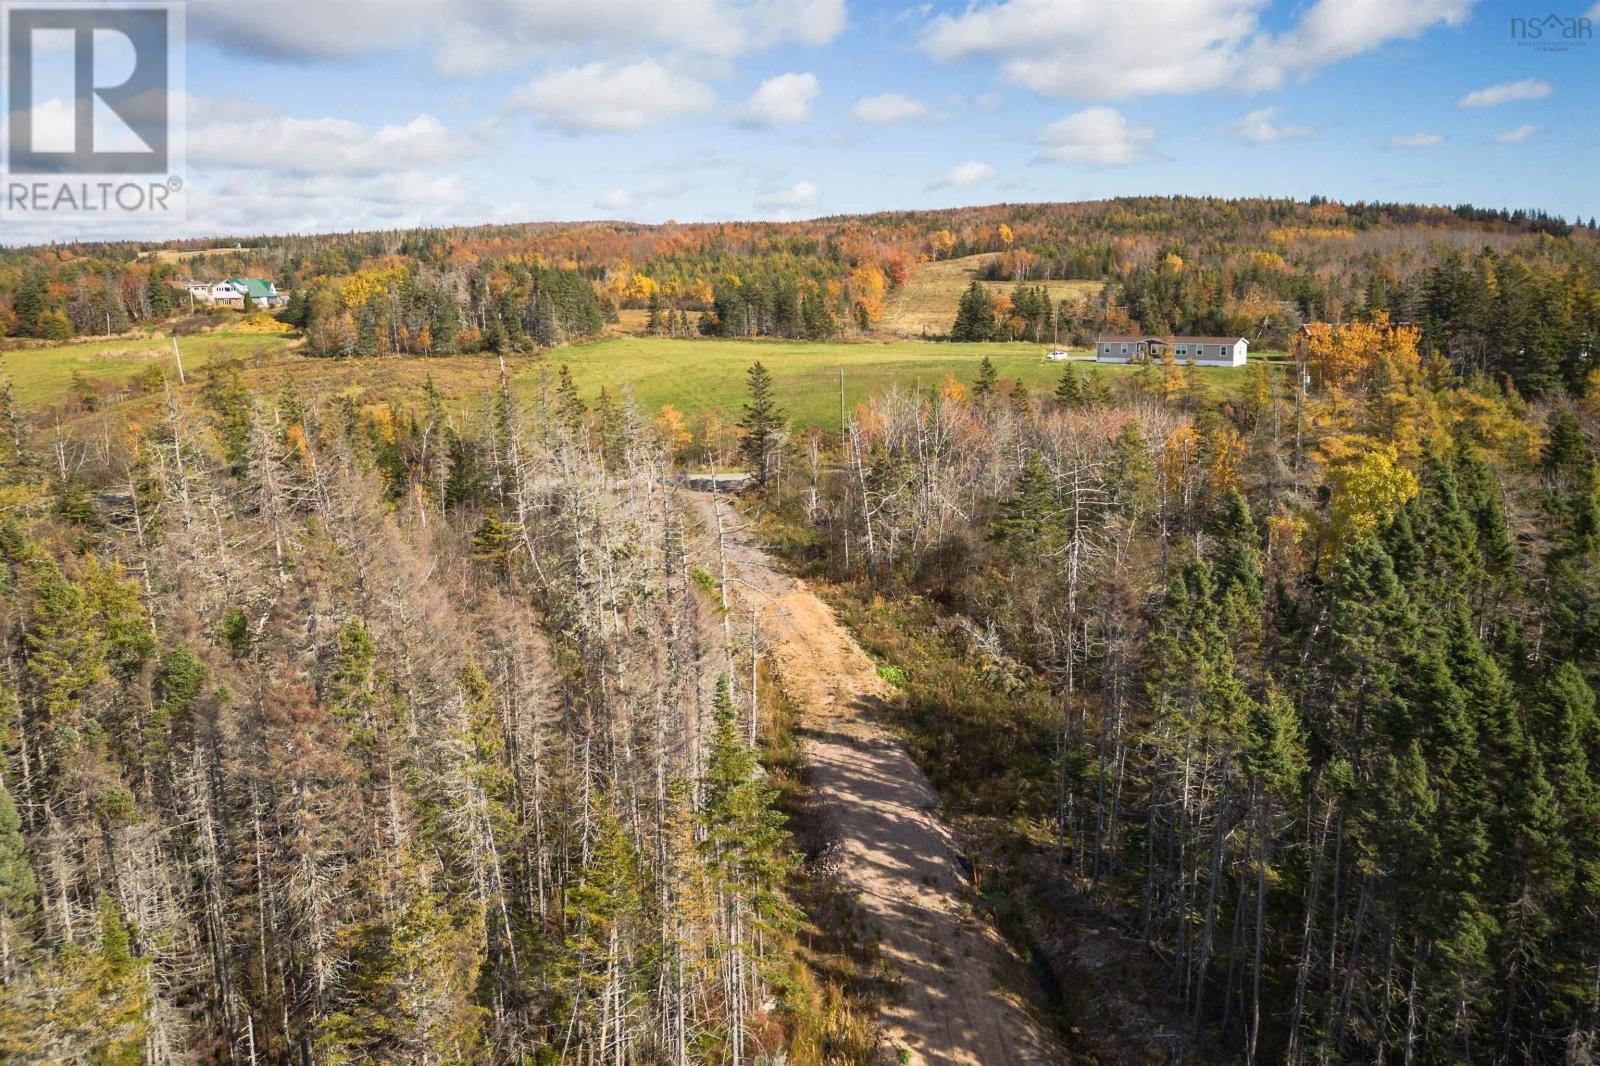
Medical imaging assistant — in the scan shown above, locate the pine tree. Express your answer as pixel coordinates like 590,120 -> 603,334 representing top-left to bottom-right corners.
1084,367 -> 1112,408
973,356 -> 999,400
702,676 -> 798,1040
1055,364 -> 1086,408
646,289 -> 665,334
555,364 -> 585,435
146,272 -> 172,318
0,779 -> 35,981
1210,491 -> 1263,612
561,791 -> 643,1056
951,282 -> 995,341
739,361 -> 784,487
994,451 -> 1056,546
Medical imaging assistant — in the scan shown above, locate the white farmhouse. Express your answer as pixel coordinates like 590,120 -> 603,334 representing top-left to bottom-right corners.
208,278 -> 285,310
1095,334 -> 1248,368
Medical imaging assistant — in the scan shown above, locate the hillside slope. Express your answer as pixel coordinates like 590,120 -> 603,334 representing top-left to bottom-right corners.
880,254 -> 1101,338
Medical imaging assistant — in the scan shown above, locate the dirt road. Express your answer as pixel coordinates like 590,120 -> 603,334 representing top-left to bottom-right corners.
696,492 -> 1064,1066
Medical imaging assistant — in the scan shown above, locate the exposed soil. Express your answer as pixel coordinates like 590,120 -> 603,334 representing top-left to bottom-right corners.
694,491 -> 1065,1066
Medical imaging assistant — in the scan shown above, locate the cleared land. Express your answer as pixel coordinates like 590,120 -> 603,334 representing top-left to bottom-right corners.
139,247 -> 254,264
692,491 -> 1063,1064
522,336 -> 1251,431
1,333 -> 295,407
7,332 -> 1256,432
880,253 -> 1102,338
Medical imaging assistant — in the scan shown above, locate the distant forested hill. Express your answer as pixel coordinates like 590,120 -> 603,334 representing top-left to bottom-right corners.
1,196 -> 1597,393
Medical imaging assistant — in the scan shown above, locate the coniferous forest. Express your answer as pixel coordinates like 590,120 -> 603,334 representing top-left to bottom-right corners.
758,317 -> 1600,1063
0,197 -> 1596,1064
0,368 -> 827,1063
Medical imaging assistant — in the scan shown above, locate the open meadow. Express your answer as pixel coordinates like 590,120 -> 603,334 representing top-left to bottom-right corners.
518,336 -> 1253,431
0,332 -> 295,408
879,253 -> 1103,337
4,330 -> 1261,434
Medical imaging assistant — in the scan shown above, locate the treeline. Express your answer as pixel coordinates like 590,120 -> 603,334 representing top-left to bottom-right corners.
697,271 -> 844,339
0,363 -> 833,1062
1095,243 -> 1600,396
950,281 -> 1061,342
764,321 -> 1600,1062
282,261 -> 610,357
6,196 -> 1595,348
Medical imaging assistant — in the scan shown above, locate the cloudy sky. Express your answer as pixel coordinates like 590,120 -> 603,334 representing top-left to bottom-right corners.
8,0 -> 1600,241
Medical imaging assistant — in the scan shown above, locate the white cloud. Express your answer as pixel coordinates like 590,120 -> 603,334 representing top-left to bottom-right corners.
190,0 -> 846,74
850,93 -> 929,124
731,72 -> 820,127
189,112 -> 481,176
1036,107 -> 1155,165
1229,106 -> 1312,143
1495,123 -> 1539,144
508,60 -> 714,132
1457,78 -> 1552,108
755,180 -> 820,209
919,0 -> 1476,99
1389,131 -> 1445,147
930,161 -> 997,189
594,180 -> 688,214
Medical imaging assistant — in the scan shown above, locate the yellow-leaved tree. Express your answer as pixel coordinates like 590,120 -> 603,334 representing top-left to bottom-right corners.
1324,443 -> 1419,549
1300,315 -> 1420,390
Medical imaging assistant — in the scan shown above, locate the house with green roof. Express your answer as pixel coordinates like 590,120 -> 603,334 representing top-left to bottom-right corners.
209,277 -> 284,309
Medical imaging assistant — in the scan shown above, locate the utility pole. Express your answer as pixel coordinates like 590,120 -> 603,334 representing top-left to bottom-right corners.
171,336 -> 186,385
838,367 -> 845,438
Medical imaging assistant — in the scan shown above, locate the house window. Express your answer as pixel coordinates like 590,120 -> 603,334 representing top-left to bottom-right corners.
1121,344 -> 1129,355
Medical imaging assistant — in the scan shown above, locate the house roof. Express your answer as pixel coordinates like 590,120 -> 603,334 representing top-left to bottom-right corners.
1096,334 -> 1247,345
226,277 -> 277,299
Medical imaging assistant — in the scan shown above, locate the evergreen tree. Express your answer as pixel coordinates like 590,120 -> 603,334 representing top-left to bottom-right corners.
1055,364 -> 1086,408
738,361 -> 784,487
0,779 -> 35,981
146,272 -> 172,318
972,356 -> 999,400
555,364 -> 586,435
993,452 -> 1056,546
951,282 -> 995,341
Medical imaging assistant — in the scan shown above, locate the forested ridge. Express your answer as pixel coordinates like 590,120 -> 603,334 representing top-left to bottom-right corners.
0,365 -> 868,1063
3,197 -> 1597,380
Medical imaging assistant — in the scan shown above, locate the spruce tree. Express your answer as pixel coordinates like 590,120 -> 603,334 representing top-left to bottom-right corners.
994,452 -> 1056,546
951,282 -> 995,341
738,361 -> 784,487
972,356 -> 999,400
1055,364 -> 1085,408
0,779 -> 35,981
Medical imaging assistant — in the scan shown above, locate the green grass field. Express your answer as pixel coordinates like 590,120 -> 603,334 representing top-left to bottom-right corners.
3,332 -> 1260,431
520,336 -> 1253,431
0,332 -> 295,408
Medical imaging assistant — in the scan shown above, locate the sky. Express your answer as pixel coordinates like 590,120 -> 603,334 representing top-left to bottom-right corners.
5,0 -> 1600,242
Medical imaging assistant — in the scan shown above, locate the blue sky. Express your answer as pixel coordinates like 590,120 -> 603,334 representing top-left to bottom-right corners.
11,0 -> 1600,240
